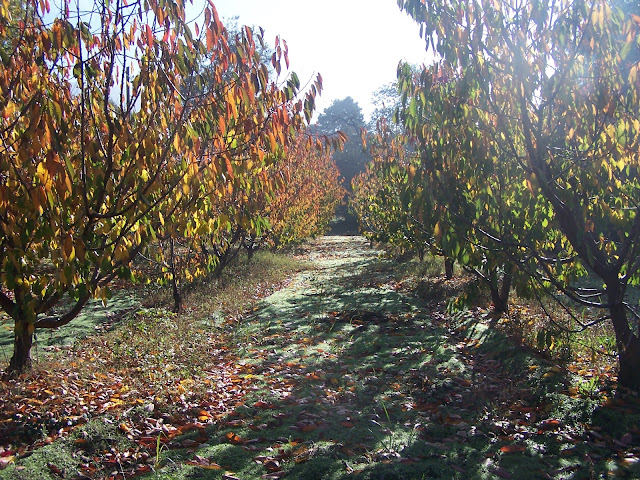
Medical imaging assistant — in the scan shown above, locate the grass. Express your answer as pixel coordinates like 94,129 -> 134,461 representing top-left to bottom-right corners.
2,239 -> 640,479
133,238 -> 640,479
0,249 -> 306,479
0,293 -> 139,365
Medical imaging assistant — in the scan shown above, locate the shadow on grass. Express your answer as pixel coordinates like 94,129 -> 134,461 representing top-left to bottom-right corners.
138,237 -> 640,480
0,293 -> 139,366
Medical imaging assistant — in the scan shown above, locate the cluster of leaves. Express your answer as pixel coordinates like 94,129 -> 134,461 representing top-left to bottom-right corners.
0,0 -> 342,373
140,128 -> 344,313
263,135 -> 345,249
350,122 -> 434,263
352,0 -> 640,389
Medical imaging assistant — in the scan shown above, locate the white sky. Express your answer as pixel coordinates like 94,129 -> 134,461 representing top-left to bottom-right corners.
195,0 -> 432,121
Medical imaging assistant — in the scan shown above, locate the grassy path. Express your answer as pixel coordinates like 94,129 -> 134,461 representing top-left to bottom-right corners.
145,236 -> 639,479
2,236 -> 640,479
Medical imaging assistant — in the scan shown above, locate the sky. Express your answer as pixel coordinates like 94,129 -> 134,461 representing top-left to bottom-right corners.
196,0 -> 433,121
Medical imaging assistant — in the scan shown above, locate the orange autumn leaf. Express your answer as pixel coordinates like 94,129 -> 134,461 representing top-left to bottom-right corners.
500,445 -> 526,453
225,432 -> 245,444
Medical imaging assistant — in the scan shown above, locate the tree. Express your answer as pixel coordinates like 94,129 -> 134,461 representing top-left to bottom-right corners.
369,82 -> 401,131
313,97 -> 370,187
141,36 -> 319,312
0,0 -> 319,374
398,0 -> 640,388
263,134 -> 345,248
396,62 -> 550,311
351,121 -> 435,261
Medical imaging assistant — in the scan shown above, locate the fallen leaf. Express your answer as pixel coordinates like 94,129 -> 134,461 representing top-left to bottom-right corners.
264,459 -> 281,472
500,445 -> 526,453
620,433 -> 633,446
296,423 -> 318,433
225,432 -> 245,445
262,473 -> 286,479
538,419 -> 562,432
0,456 -> 15,470
48,463 -> 63,475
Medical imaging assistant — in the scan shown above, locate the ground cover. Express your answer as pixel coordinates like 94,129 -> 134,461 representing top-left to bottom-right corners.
1,237 -> 639,479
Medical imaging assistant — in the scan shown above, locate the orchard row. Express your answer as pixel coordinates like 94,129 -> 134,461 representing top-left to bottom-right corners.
351,0 -> 640,389
0,0 -> 343,374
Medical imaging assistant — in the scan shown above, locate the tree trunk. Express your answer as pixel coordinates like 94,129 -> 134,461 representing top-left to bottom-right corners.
616,332 -> 640,391
490,268 -> 513,314
608,283 -> 640,391
169,237 -> 181,313
7,313 -> 33,376
172,275 -> 181,314
444,258 -> 454,279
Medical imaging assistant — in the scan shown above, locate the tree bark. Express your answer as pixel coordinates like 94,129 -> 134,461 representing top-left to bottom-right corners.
490,268 -> 513,314
169,237 -> 181,313
444,257 -> 454,279
7,313 -> 33,377
608,283 -> 640,391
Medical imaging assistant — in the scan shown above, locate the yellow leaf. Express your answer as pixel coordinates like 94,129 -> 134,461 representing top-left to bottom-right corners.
114,244 -> 129,262
63,235 -> 75,260
434,221 -> 442,242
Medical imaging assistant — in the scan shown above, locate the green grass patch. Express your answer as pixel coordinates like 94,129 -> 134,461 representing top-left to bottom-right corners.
3,237 -> 640,480
0,292 -> 139,365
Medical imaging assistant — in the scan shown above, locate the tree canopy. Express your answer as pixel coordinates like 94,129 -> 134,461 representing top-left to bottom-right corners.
0,0 -> 341,374
314,97 -> 370,188
351,0 -> 640,389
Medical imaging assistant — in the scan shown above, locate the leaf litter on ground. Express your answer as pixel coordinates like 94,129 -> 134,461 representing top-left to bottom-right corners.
1,236 -> 640,479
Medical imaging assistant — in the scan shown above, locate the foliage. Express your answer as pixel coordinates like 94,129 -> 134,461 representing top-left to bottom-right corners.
368,82 -> 402,132
350,0 -> 640,387
264,134 -> 345,248
0,0 -> 327,372
313,97 -> 370,187
390,0 -> 640,388
349,0 -> 640,386
350,122 -> 432,261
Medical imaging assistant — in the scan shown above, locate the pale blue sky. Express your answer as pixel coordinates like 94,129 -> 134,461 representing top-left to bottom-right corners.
195,0 -> 432,121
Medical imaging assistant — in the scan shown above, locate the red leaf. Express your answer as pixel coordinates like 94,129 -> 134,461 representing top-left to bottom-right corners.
206,28 -> 214,51
538,419 -> 561,432
298,423 -> 318,433
225,157 -> 234,177
499,445 -> 526,453
146,24 -> 153,48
